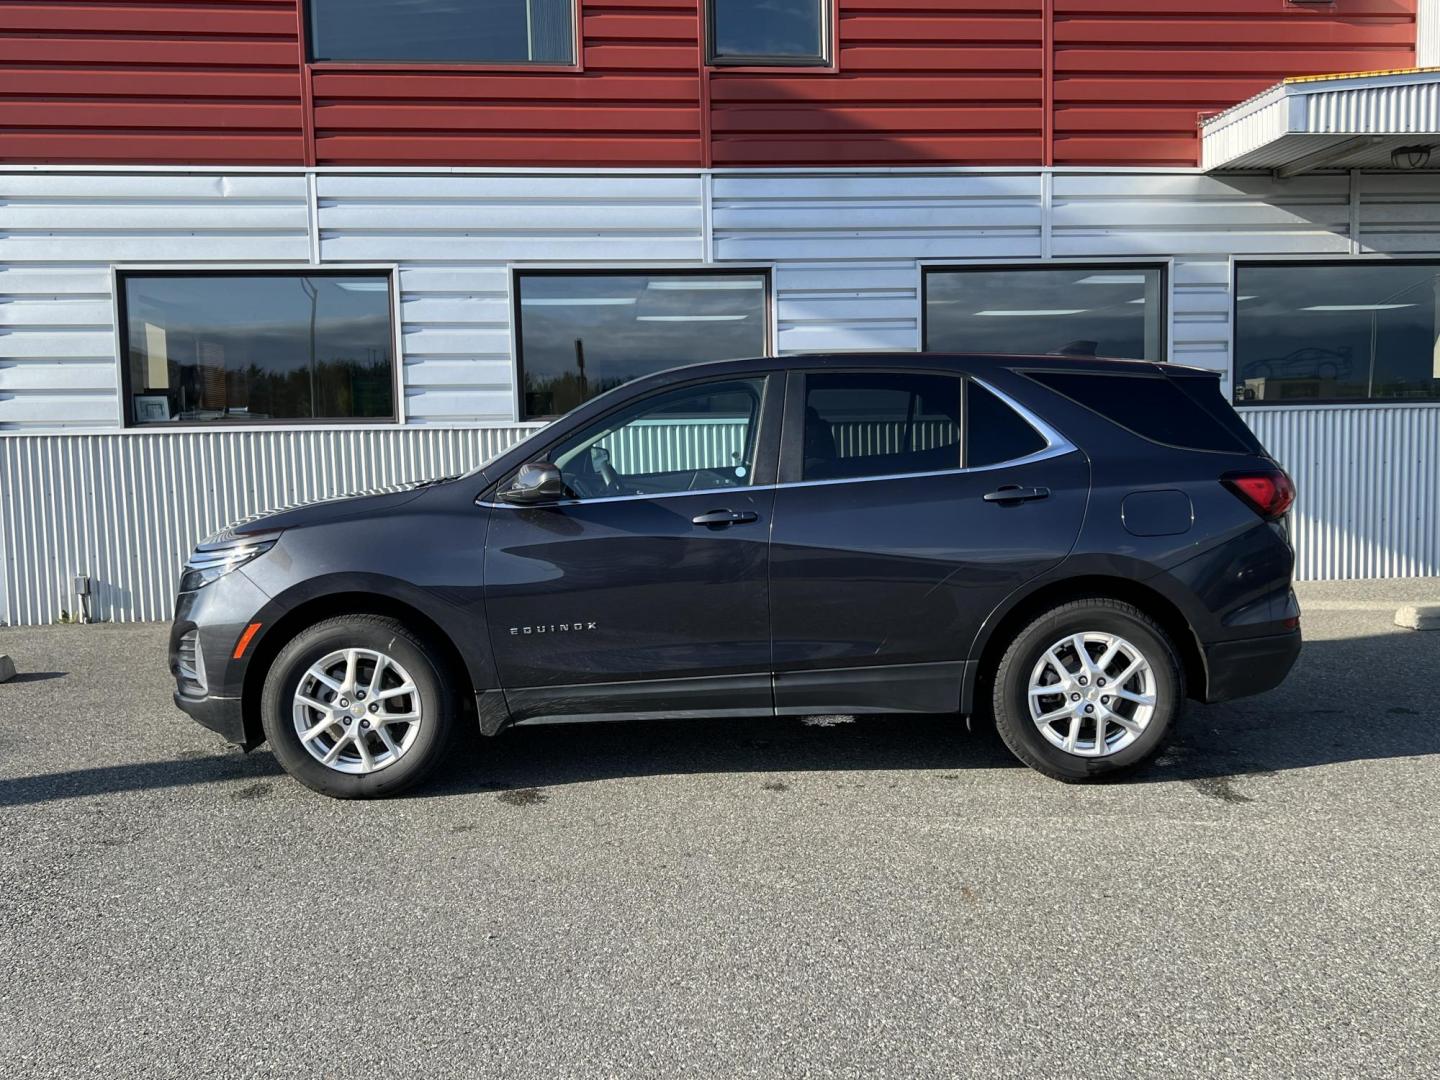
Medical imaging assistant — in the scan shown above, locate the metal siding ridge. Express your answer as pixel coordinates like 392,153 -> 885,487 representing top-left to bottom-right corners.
1239,404 -> 1440,581
0,426 -> 537,625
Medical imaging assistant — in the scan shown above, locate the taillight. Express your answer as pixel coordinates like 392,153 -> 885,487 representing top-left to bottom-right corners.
1222,469 -> 1295,521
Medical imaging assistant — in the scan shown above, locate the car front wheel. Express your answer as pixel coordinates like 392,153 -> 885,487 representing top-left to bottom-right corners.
991,598 -> 1183,782
260,614 -> 456,798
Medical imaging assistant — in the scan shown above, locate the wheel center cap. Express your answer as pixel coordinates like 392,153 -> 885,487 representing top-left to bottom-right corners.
350,702 -> 366,717
1086,687 -> 1100,702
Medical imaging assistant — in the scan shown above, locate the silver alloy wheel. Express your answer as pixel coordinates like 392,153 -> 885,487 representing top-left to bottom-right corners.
1027,632 -> 1156,758
292,648 -> 422,775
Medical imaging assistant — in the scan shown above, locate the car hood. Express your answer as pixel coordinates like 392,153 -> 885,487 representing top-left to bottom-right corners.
202,477 -> 447,543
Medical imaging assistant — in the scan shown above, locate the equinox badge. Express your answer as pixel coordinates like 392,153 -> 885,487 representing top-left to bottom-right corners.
510,622 -> 598,635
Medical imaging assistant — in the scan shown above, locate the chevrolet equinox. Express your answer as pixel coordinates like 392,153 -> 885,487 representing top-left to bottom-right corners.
171,354 -> 1301,798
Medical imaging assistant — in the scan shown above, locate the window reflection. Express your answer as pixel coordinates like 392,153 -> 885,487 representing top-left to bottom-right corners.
516,272 -> 769,418
1235,262 -> 1440,404
122,274 -> 395,426
924,266 -> 1164,361
711,0 -> 826,62
308,0 -> 574,64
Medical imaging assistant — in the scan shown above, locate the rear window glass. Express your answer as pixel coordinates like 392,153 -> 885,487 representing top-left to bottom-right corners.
966,381 -> 1047,466
1173,375 -> 1266,455
1025,370 -> 1248,453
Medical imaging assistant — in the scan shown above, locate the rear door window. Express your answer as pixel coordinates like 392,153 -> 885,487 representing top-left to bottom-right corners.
801,372 -> 962,481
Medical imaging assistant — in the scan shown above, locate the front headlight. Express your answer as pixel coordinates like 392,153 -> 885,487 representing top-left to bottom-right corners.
179,537 -> 277,592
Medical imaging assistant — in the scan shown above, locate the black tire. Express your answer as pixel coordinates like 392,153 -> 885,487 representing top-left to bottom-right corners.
990,598 -> 1183,782
260,614 -> 457,799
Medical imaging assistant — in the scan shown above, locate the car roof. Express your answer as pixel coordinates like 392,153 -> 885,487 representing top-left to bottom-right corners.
631,351 -> 1218,383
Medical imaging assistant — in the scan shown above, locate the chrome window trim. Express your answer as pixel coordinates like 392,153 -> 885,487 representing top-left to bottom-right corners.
480,376 -> 1075,509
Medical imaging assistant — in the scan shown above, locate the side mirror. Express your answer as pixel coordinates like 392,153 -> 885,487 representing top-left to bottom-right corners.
497,461 -> 566,505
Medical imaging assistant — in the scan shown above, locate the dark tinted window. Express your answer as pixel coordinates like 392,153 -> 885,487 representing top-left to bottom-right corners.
710,0 -> 825,62
1234,261 -> 1440,404
122,273 -> 395,426
967,381 -> 1047,466
308,0 -> 574,64
925,265 -> 1165,360
802,372 -> 961,481
1027,370 -> 1246,453
1173,375 -> 1265,455
517,272 -> 768,418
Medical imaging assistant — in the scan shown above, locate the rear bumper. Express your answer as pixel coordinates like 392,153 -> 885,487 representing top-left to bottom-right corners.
1201,628 -> 1302,704
173,690 -> 249,747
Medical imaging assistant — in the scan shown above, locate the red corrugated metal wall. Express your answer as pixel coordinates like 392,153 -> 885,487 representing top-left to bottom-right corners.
310,0 -> 704,165
1053,0 -> 1420,167
0,0 -> 306,164
710,0 -> 1044,165
0,0 -> 1421,168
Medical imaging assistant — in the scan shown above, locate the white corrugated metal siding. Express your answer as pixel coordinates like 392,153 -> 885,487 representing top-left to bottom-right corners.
0,426 -> 535,624
1242,405 -> 1440,581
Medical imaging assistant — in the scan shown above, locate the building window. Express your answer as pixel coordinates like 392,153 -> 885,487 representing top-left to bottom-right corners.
120,272 -> 396,427
1235,261 -> 1440,405
307,0 -> 574,65
515,270 -> 770,419
707,0 -> 828,65
923,265 -> 1166,361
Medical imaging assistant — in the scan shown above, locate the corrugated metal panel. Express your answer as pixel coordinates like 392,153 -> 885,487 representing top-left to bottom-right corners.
1422,0 -> 1440,68
0,172 -> 311,430
0,0 -> 305,164
1241,405 -> 1440,582
709,1 -> 1044,167
316,172 -> 706,423
1055,0 -> 1418,167
0,426 -> 539,625
1203,69 -> 1440,171
1304,80 -> 1440,134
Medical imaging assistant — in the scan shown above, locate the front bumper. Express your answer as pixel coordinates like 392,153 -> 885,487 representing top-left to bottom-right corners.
173,690 -> 249,746
1201,627 -> 1302,703
169,563 -> 272,749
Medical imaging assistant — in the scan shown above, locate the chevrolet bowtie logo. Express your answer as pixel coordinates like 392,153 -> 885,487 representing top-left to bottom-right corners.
509,622 -> 598,635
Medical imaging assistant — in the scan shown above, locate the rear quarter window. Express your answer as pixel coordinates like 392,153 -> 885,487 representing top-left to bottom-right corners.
1025,370 -> 1250,453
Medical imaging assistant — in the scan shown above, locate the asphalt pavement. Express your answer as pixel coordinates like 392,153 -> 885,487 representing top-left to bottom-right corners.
1,583 -> 1437,1079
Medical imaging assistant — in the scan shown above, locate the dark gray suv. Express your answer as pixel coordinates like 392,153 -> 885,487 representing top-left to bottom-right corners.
171,354 -> 1300,798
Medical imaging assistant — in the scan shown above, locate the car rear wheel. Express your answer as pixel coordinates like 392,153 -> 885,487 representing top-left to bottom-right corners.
991,598 -> 1183,782
260,614 -> 456,798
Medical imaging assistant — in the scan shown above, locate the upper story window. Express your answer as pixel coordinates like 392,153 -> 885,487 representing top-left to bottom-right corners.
707,0 -> 828,66
924,265 -> 1166,361
515,270 -> 770,419
1234,261 -> 1440,405
120,272 -> 396,427
307,0 -> 575,65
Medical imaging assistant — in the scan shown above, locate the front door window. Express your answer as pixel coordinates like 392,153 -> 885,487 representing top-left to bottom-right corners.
547,378 -> 765,499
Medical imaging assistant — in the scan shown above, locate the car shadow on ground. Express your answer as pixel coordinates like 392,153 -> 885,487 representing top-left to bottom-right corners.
0,632 -> 1434,807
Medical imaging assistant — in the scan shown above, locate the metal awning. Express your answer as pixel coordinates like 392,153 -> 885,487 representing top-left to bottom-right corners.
1201,67 -> 1440,175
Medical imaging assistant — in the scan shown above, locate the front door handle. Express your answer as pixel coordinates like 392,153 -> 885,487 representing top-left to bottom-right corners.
983,485 -> 1050,504
692,509 -> 759,527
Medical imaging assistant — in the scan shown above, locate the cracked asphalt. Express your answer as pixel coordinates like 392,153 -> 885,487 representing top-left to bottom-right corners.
1,583 -> 1437,1079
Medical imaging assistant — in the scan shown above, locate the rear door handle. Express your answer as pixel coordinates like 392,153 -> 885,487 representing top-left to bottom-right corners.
692,509 -> 759,527
983,485 -> 1050,504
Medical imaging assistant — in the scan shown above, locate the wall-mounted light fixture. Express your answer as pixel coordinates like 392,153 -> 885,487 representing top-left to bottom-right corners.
1392,145 -> 1433,170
